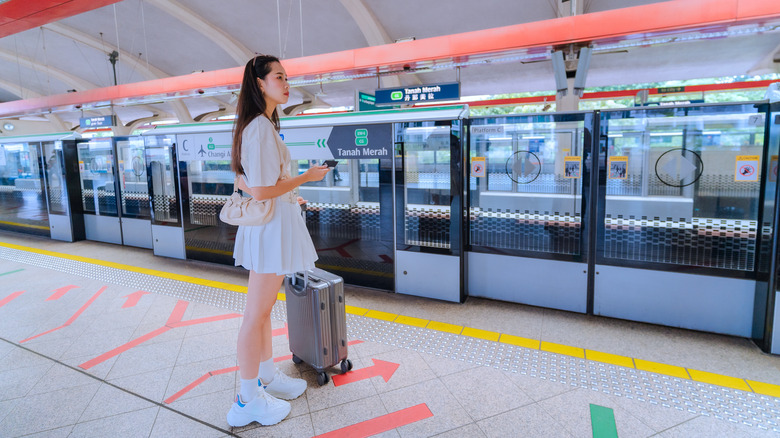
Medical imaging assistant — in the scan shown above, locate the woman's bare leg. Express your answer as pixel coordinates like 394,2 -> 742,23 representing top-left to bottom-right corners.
237,271 -> 283,379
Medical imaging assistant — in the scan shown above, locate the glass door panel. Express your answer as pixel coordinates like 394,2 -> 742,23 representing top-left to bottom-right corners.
0,141 -> 49,235
116,138 -> 150,219
145,139 -> 179,224
77,139 -> 118,216
601,106 -> 764,271
400,123 -> 452,249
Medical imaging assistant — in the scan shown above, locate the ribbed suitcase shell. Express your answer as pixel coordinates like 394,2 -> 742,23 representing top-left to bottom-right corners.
285,268 -> 348,373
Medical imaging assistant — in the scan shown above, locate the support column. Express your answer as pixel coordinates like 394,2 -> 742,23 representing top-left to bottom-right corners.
552,1 -> 588,112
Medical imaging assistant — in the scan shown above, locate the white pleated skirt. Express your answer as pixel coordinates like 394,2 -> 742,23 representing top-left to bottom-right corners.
233,198 -> 318,275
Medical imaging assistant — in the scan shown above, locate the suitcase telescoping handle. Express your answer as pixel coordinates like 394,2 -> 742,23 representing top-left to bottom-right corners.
287,271 -> 310,297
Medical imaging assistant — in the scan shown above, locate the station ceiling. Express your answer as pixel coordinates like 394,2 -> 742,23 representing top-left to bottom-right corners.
0,0 -> 778,130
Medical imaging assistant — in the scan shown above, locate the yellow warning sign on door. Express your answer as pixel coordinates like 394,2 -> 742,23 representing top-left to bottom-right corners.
471,157 -> 486,177
564,156 -> 581,179
735,155 -> 760,182
608,156 -> 628,179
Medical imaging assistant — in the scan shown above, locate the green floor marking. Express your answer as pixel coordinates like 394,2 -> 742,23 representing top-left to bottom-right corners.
590,404 -> 618,438
0,268 -> 24,277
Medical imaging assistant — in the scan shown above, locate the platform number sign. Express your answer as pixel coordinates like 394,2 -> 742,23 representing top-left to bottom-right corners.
735,155 -> 760,182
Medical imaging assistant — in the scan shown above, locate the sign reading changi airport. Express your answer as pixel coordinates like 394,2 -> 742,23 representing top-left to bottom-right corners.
375,82 -> 460,105
176,132 -> 233,161
282,124 -> 392,160
79,115 -> 116,128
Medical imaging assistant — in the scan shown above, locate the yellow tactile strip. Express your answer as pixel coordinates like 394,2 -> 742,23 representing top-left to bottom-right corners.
2,240 -> 780,399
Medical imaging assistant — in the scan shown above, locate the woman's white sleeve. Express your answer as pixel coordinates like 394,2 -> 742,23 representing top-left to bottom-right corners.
242,119 -> 281,188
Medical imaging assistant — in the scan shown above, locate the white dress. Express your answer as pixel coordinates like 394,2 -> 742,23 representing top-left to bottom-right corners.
232,116 -> 318,275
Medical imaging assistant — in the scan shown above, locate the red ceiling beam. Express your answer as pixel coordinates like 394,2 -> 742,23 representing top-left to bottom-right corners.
0,0 -> 779,118
0,0 -> 120,39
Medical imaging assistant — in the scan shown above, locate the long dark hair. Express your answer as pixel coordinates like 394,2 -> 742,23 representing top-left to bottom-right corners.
231,55 -> 281,175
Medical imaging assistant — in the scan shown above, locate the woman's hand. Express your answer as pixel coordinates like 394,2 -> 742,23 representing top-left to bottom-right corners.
297,196 -> 306,205
304,165 -> 331,182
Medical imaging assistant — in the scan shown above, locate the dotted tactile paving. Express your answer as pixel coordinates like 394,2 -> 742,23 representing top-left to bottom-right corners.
0,245 -> 247,312
3,244 -> 780,433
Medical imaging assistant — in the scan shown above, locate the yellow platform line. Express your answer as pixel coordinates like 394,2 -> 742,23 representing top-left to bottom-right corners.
0,220 -> 49,230
0,239 -> 771,398
0,241 -> 247,293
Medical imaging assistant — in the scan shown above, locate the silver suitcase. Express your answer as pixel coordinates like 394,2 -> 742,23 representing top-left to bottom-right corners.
285,268 -> 352,385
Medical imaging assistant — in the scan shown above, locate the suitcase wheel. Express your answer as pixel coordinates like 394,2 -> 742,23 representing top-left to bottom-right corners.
316,372 -> 330,386
292,355 -> 303,365
340,359 -> 353,374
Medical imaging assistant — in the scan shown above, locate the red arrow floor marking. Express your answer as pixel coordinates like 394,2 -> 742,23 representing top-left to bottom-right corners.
121,291 -> 150,308
21,286 -> 107,343
314,403 -> 433,438
79,300 -> 241,370
165,340 -> 365,404
46,285 -> 79,301
332,359 -> 399,386
0,291 -> 24,308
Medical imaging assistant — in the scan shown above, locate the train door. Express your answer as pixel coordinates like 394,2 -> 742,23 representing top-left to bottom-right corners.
466,113 -> 595,312
594,104 -> 768,336
75,136 -> 152,248
0,140 -> 49,236
394,119 -> 465,302
144,135 -> 185,259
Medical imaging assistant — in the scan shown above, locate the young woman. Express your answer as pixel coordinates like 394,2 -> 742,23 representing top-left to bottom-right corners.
227,55 -> 330,427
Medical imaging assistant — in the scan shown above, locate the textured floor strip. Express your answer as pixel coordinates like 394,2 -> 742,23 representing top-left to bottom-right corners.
3,240 -> 780,433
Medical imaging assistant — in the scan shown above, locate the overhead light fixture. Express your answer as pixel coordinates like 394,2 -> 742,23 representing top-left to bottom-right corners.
3,122 -> 14,131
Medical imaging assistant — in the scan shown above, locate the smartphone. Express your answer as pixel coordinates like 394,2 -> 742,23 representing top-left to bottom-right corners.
324,160 -> 338,168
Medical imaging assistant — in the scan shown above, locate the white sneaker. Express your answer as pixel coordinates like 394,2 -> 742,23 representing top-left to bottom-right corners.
260,369 -> 307,400
226,388 -> 291,427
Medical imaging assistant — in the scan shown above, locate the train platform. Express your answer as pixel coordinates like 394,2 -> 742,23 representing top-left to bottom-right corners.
1,230 -> 780,437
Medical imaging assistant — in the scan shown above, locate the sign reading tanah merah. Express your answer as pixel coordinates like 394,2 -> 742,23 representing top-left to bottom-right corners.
282,124 -> 392,160
375,82 -> 460,105
79,115 -> 116,128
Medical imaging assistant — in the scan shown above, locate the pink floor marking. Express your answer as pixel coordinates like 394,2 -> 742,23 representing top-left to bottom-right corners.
46,285 -> 79,301
78,299 -> 241,370
0,291 -> 24,308
20,286 -> 107,343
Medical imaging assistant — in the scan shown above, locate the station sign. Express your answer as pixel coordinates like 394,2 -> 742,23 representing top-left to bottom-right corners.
356,91 -> 378,111
176,132 -> 232,161
282,123 -> 392,160
79,115 -> 117,128
375,82 -> 460,106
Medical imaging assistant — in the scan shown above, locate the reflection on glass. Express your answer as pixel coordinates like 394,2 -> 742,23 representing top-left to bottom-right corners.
144,136 -> 178,223
0,141 -> 48,232
402,123 -> 451,248
117,138 -> 150,218
186,159 -> 233,226
43,142 -> 67,215
469,118 -> 586,255
77,140 -> 117,216
603,107 -> 764,271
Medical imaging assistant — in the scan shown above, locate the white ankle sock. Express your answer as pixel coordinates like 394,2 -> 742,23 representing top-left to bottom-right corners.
240,377 -> 258,403
258,358 -> 276,384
